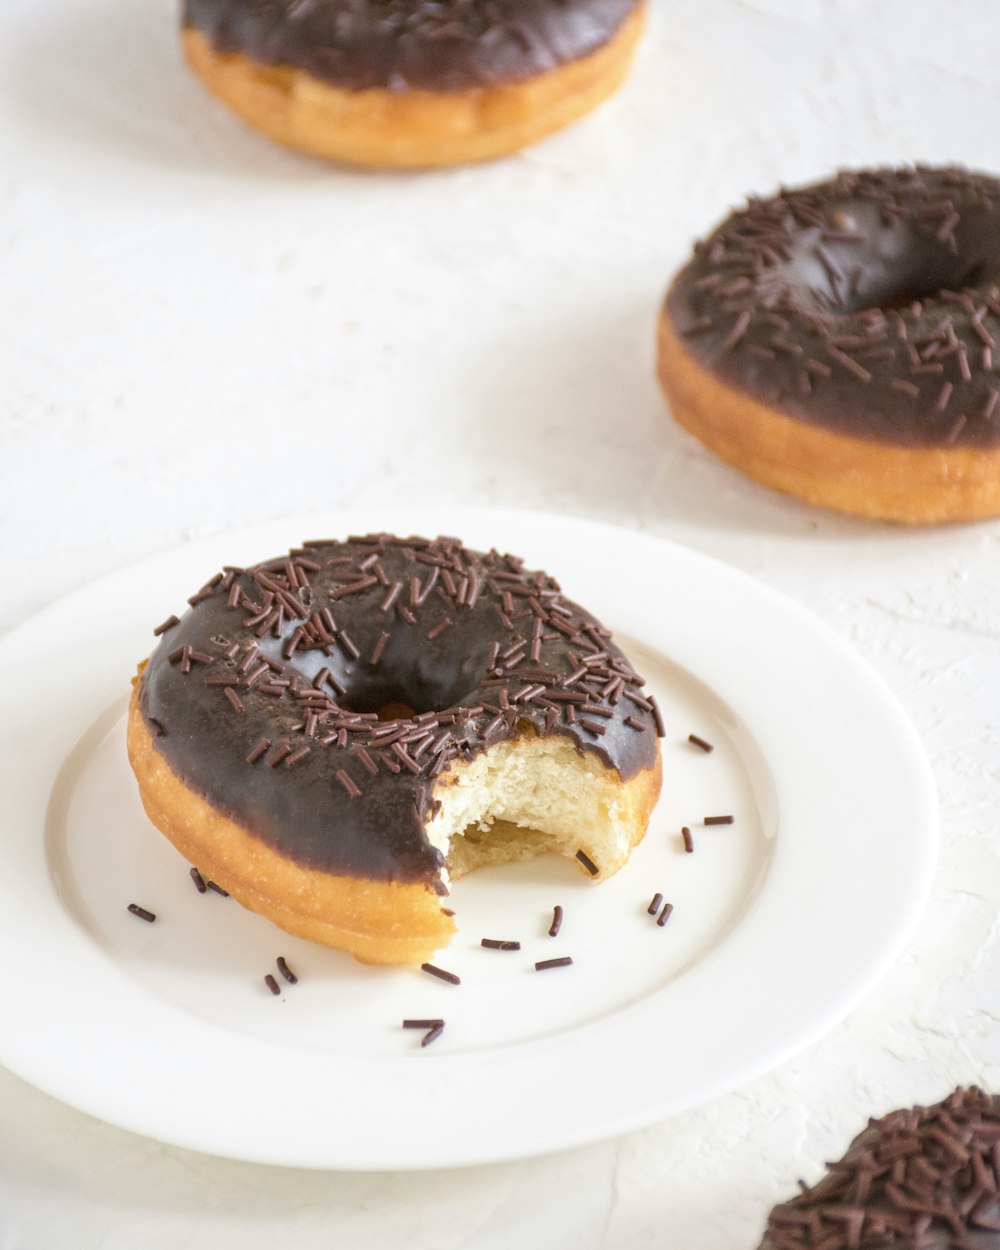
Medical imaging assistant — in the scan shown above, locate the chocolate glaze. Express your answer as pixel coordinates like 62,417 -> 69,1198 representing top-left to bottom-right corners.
759,1087 -> 1000,1250
183,0 -> 641,93
666,167 -> 1000,449
139,535 -> 659,887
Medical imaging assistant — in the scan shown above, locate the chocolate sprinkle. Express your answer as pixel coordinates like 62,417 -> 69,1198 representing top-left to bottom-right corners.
758,1087 -> 1000,1250
369,630 -> 391,666
704,814 -> 734,826
682,826 -> 694,853
276,956 -> 297,984
481,938 -> 521,950
420,962 -> 461,985
535,956 -> 573,971
656,901 -> 674,926
575,849 -> 600,876
206,880 -> 230,897
647,891 -> 664,915
687,733 -> 714,752
336,767 -> 361,797
190,867 -> 207,893
246,737 -> 271,764
548,905 -> 564,937
264,973 -> 281,996
127,903 -> 156,923
403,1016 -> 447,1045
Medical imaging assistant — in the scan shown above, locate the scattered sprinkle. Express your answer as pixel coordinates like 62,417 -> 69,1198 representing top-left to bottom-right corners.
127,903 -> 156,923
421,963 -> 461,986
548,905 -> 564,937
402,1016 -> 448,1046
535,956 -> 573,971
575,849 -> 599,876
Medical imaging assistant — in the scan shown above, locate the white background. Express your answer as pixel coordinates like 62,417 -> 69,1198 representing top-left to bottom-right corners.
1,0 -> 998,1246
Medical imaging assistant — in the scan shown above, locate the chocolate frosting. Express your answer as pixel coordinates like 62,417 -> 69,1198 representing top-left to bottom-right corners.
759,1087 -> 1000,1250
666,166 -> 1000,449
139,535 -> 660,886
182,0 -> 641,92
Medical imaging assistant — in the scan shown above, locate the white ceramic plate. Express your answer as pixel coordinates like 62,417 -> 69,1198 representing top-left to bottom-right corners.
0,508 -> 937,1170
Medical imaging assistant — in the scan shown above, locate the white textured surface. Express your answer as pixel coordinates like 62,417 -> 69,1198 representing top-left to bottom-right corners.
0,0 -> 998,1245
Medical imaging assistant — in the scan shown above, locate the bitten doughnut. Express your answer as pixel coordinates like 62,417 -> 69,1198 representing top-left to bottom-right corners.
127,534 -> 663,965
659,166 -> 1000,523
180,0 -> 646,168
757,1086 -> 1000,1250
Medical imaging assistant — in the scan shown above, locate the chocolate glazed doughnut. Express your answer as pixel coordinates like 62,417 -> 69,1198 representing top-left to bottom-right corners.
127,535 -> 663,965
658,166 -> 1000,523
757,1087 -> 1000,1250
181,0 -> 646,167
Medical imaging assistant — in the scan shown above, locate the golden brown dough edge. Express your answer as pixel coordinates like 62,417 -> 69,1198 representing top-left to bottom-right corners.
127,665 -> 662,964
657,311 -> 1000,525
179,4 -> 646,169
127,670 -> 455,965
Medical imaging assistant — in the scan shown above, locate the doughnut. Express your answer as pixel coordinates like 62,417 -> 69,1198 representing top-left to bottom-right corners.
180,0 -> 646,168
126,534 -> 663,965
757,1086 -> 1000,1250
658,166 -> 1000,524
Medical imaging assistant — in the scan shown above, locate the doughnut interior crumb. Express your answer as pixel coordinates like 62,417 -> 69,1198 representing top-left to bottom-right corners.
428,728 -> 650,882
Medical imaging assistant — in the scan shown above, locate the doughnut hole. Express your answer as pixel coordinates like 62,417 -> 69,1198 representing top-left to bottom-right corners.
787,203 -> 1000,317
335,650 -> 485,721
842,251 -> 987,315
374,701 -> 416,722
427,726 -> 660,883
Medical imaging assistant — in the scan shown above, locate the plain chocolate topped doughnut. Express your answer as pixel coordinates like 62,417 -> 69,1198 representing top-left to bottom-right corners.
658,166 -> 1000,523
758,1086 -> 1000,1250
127,534 -> 663,964
181,0 -> 646,167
